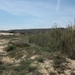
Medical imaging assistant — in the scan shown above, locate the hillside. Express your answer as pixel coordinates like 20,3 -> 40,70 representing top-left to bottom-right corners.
0,27 -> 75,75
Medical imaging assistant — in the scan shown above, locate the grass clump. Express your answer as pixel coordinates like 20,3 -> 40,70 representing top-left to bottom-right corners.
71,72 -> 75,75
53,54 -> 67,74
11,41 -> 30,48
49,72 -> 57,75
0,63 -> 6,73
33,71 -> 43,75
5,40 -> 30,59
36,57 -> 44,63
5,44 -> 16,52
0,61 -> 12,75
13,59 -> 37,74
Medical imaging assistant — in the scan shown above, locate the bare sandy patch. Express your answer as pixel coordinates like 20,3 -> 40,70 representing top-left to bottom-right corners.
66,58 -> 75,70
38,59 -> 56,75
0,32 -> 13,35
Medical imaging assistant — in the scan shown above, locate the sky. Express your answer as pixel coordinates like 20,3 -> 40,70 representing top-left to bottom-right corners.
0,0 -> 75,30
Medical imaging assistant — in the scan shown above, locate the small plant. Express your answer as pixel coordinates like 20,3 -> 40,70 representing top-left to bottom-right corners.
41,46 -> 52,52
33,71 -> 43,75
28,66 -> 37,72
0,62 -> 7,74
53,54 -> 67,74
0,61 -> 3,65
13,59 -> 36,73
22,43 -> 30,48
71,72 -> 75,75
11,41 -> 30,48
5,44 -> 16,52
53,56 -> 66,66
36,57 -> 44,63
13,59 -> 31,71
49,72 -> 57,75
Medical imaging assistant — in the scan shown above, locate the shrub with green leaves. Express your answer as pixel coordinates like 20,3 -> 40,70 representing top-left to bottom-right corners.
5,44 -> 16,52
28,27 -> 75,60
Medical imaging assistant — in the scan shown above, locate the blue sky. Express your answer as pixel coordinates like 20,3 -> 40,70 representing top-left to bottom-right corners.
0,0 -> 75,30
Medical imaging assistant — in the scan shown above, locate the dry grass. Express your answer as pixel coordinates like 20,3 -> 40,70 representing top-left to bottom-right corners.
0,27 -> 75,75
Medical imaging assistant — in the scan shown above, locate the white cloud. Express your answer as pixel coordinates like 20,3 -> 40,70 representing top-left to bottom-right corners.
0,0 -> 75,30
56,0 -> 60,11
0,0 -> 55,17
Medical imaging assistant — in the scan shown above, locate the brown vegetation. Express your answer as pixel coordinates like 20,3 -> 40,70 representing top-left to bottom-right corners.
0,26 -> 75,75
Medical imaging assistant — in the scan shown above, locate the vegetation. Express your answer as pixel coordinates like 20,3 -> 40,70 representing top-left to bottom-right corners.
28,27 -> 75,60
0,26 -> 75,75
36,56 -> 44,63
13,59 -> 37,73
49,72 -> 57,75
71,72 -> 75,75
5,44 -> 16,52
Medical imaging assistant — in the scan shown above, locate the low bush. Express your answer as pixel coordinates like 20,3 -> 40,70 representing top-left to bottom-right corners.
5,44 -> 16,52
53,54 -> 67,74
33,71 -> 43,75
13,59 -> 37,73
10,41 -> 30,48
36,57 -> 44,63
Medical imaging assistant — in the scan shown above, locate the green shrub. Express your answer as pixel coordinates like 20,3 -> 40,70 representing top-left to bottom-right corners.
10,41 -> 30,48
29,27 -> 75,60
5,44 -> 16,52
41,47 -> 52,52
36,57 -> 44,63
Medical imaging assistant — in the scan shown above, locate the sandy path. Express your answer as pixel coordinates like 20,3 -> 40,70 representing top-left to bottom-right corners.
0,38 -> 20,64
0,32 -> 13,35
0,39 -> 14,63
0,39 -> 8,55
